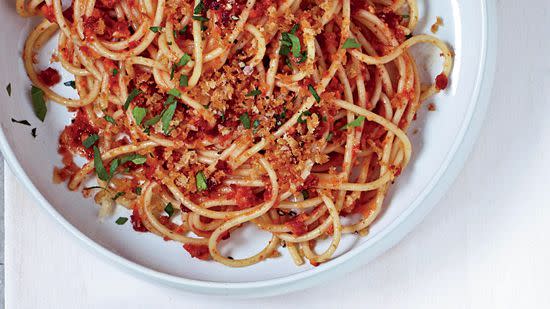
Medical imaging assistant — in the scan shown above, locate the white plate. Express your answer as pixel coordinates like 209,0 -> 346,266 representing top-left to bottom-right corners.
0,0 -> 497,297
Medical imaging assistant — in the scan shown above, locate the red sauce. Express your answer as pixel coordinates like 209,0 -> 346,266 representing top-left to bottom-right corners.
249,0 -> 273,19
38,68 -> 61,86
215,160 -> 232,173
233,186 -> 257,209
59,109 -> 98,159
284,213 -> 308,236
297,174 -> 319,191
183,244 -> 210,260
130,208 -> 149,232
40,5 -> 56,23
435,73 -> 449,90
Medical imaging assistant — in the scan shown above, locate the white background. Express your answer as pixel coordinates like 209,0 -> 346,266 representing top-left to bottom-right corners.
5,0 -> 550,308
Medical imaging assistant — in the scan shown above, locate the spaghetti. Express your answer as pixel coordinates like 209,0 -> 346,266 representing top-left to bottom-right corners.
17,0 -> 453,267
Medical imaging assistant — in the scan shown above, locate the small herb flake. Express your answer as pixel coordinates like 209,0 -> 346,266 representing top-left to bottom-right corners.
340,116 -> 366,130
31,86 -> 47,121
93,145 -> 109,181
31,128 -> 37,138
162,102 -> 177,135
167,88 -> 181,97
11,118 -> 31,126
6,83 -> 11,96
342,38 -> 361,49
124,88 -> 142,110
149,26 -> 163,33
132,107 -> 147,125
177,53 -> 191,67
239,112 -> 251,129
308,84 -> 320,102
115,217 -> 128,225
63,81 -> 76,89
179,75 -> 189,87
196,171 -> 208,191
104,115 -> 117,125
134,187 -> 142,195
245,89 -> 262,97
112,68 -> 119,76
112,192 -> 125,200
83,134 -> 99,149
164,203 -> 174,217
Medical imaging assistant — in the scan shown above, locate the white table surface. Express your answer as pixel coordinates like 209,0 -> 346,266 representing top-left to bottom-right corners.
5,1 -> 550,308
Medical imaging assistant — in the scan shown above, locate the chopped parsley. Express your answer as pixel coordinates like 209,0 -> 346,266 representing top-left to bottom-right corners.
134,187 -> 142,195
164,203 -> 174,217
112,68 -> 119,76
167,88 -> 181,97
194,0 -> 205,14
177,53 -> 191,67
162,102 -> 177,135
149,26 -> 163,33
245,88 -> 262,97
308,84 -> 320,102
192,15 -> 209,22
104,115 -> 117,125
132,107 -> 147,125
93,145 -> 109,181
196,171 -> 208,191
124,88 -> 142,110
31,86 -> 47,121
64,81 -> 76,89
326,132 -> 334,142
112,192 -> 125,200
302,190 -> 309,199
115,217 -> 128,225
342,38 -> 361,49
11,118 -> 31,126
120,153 -> 147,165
143,114 -> 161,128
297,110 -> 312,124
340,116 -> 366,130
83,134 -> 99,148
239,112 -> 251,129
179,75 -> 189,87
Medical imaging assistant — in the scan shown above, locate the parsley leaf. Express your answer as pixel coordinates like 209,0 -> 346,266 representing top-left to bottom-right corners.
239,112 -> 251,129
164,203 -> 174,217
112,192 -> 125,200
246,89 -> 262,97
115,217 -> 128,225
342,38 -> 361,49
31,86 -> 47,121
104,115 -> 116,125
179,75 -> 189,87
64,81 -> 76,89
83,134 -> 99,149
308,85 -> 320,102
196,171 -> 208,191
177,53 -> 191,67
93,145 -> 110,181
162,102 -> 177,135
149,26 -> 163,33
340,116 -> 366,130
124,88 -> 142,110
132,107 -> 147,125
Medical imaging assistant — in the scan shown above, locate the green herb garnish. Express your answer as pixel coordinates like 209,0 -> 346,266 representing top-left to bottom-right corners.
104,115 -> 116,125
149,26 -> 163,33
31,85 -> 47,121
342,38 -> 361,49
93,145 -> 109,181
112,192 -> 125,200
115,217 -> 128,225
164,202 -> 174,217
179,75 -> 189,87
246,89 -> 262,97
132,107 -> 147,125
239,112 -> 251,129
340,116 -> 366,130
177,53 -> 191,67
64,81 -> 76,89
308,84 -> 320,102
196,171 -> 208,191
162,102 -> 177,135
83,134 -> 99,149
124,88 -> 142,110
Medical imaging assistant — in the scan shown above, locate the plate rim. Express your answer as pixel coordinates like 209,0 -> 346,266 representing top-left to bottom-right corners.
0,0 -> 498,297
